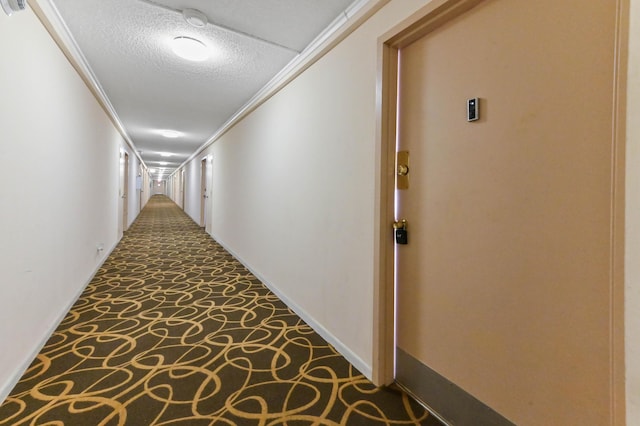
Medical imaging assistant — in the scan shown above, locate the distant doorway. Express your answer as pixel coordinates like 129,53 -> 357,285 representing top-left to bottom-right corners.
122,151 -> 129,232
200,158 -> 207,227
181,170 -> 186,210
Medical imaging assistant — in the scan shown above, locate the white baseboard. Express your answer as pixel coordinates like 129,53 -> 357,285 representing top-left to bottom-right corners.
211,233 -> 373,380
0,240 -> 119,404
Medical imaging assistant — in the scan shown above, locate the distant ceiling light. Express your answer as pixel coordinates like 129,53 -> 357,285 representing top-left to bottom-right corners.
1,0 -> 26,16
171,36 -> 209,62
159,129 -> 181,138
160,152 -> 173,157
183,8 -> 207,28
159,162 -> 168,166
149,169 -> 156,173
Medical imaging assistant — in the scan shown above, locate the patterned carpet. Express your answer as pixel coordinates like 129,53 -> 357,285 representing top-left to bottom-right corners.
0,195 -> 441,425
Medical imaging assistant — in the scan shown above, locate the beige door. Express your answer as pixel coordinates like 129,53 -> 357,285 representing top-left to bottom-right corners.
394,0 -> 620,424
122,151 -> 129,232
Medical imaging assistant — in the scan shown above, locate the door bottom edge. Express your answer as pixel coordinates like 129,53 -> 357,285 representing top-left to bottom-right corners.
395,349 -> 516,426
390,381 -> 452,426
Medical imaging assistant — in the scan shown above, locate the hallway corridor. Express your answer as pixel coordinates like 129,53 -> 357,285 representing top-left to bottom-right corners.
0,196 -> 438,425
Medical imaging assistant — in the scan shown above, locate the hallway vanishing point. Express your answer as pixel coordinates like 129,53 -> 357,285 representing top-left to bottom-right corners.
0,195 -> 441,425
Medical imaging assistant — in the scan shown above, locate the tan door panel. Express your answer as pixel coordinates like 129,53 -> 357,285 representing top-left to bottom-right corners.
394,0 -> 619,424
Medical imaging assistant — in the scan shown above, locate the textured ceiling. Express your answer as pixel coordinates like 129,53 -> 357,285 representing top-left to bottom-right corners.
50,0 -> 358,177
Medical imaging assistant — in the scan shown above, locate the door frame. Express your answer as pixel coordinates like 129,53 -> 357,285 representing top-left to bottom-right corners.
138,164 -> 143,214
122,151 -> 129,232
200,157 -> 207,227
205,156 -> 213,234
372,0 -> 628,423
181,169 -> 186,210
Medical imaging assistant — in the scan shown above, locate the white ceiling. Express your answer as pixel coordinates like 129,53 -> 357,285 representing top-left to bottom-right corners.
49,0 -> 360,178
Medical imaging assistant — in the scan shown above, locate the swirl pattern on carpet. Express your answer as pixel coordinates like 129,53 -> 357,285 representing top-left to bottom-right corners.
0,196 -> 439,425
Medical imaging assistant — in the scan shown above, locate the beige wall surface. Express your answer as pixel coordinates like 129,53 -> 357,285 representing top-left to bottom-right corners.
0,6 -> 123,402
627,0 -> 640,423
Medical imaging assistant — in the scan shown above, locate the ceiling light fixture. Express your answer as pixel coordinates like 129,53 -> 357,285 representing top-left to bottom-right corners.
159,129 -> 181,138
160,152 -> 173,157
1,0 -> 25,16
183,9 -> 208,28
159,162 -> 168,166
171,36 -> 209,62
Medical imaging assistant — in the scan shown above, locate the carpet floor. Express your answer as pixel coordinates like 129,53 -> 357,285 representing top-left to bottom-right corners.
0,195 -> 442,425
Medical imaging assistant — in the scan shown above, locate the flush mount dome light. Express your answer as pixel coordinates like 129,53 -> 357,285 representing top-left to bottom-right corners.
1,0 -> 26,16
159,129 -> 181,138
171,36 -> 209,61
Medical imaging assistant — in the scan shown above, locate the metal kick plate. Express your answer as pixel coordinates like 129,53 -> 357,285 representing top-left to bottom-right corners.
397,151 -> 409,190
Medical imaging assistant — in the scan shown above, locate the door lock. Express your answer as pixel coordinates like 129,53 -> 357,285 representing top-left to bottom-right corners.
396,151 -> 409,190
393,219 -> 408,245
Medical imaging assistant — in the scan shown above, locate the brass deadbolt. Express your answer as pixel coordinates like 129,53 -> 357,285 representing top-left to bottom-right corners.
397,164 -> 409,176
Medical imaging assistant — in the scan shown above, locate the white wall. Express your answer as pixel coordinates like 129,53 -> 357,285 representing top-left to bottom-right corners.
167,174 -> 178,203
128,153 -> 141,221
0,6 -> 123,402
142,169 -> 151,208
117,146 -> 143,234
627,0 -> 640,423
167,171 -> 185,208
167,175 -> 174,200
184,159 -> 202,223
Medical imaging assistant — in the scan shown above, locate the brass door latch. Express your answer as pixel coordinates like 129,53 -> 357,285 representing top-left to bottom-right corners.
397,151 -> 409,190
